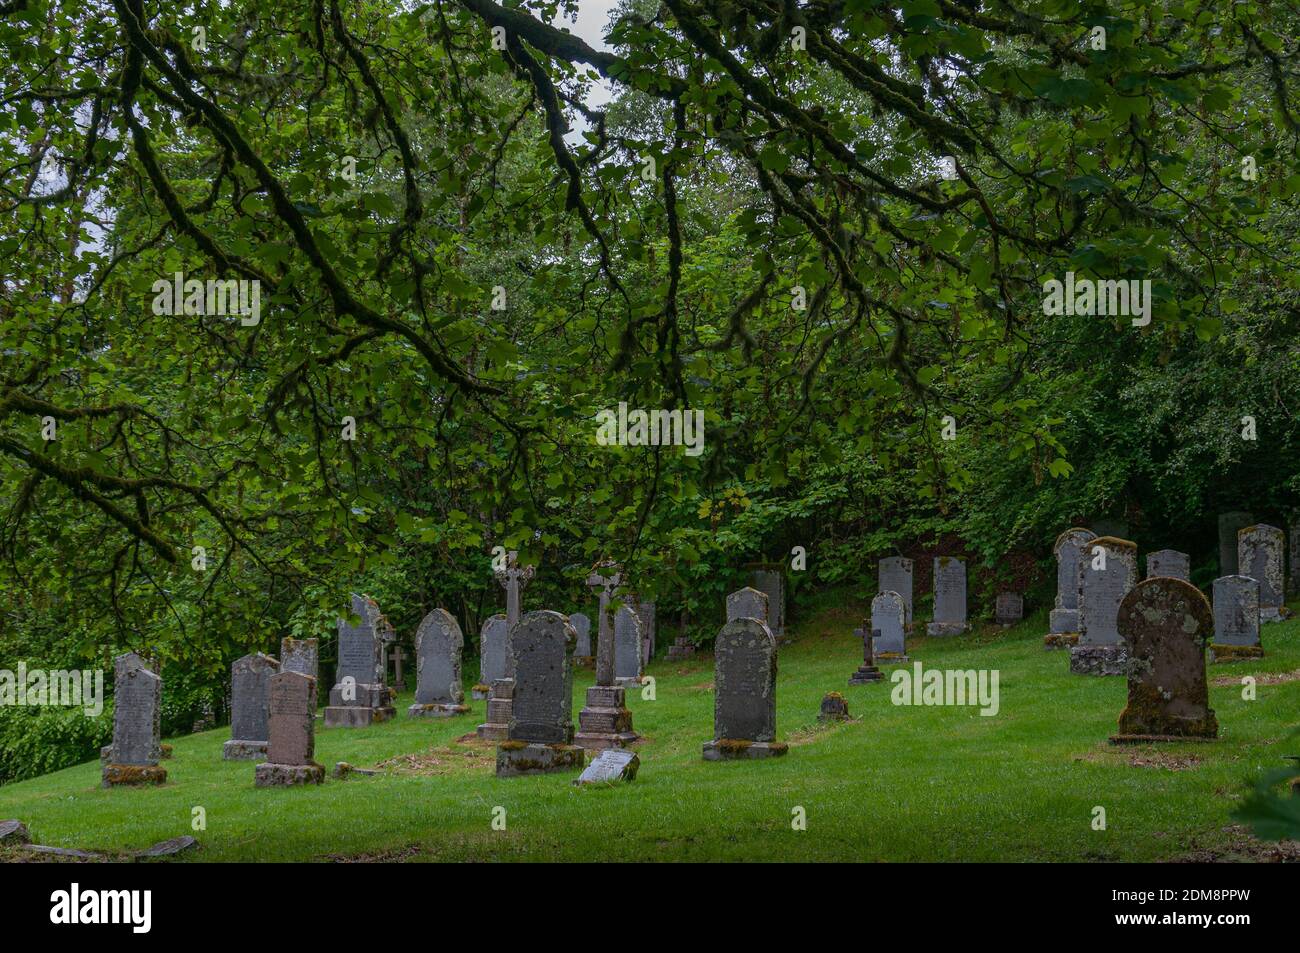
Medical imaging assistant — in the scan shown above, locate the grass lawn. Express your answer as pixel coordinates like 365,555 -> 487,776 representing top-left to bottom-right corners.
2,593 -> 1298,862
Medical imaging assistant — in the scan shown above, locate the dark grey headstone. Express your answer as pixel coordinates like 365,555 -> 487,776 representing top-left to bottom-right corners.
928,556 -> 967,635
570,612 -> 592,657
1238,524 -> 1285,618
1146,549 -> 1190,581
712,617 -> 777,743
1219,511 -> 1253,574
112,665 -> 162,766
1050,528 -> 1096,634
871,590 -> 906,655
995,592 -> 1023,625
478,614 -> 509,685
267,671 -> 316,765
878,557 -> 914,626
1078,538 -> 1138,645
507,610 -> 576,744
613,604 -> 643,682
336,593 -> 384,688
638,601 -> 656,665
749,570 -> 785,637
1213,575 -> 1260,646
230,653 -> 278,743
413,609 -> 464,706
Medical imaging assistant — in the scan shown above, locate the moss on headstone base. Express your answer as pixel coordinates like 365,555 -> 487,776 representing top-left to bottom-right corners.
101,764 -> 168,788
1209,643 -> 1265,663
1116,682 -> 1218,739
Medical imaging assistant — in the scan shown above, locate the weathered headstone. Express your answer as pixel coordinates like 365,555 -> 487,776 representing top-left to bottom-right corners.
575,565 -> 638,750
637,601 -> 657,666
878,557 -> 914,628
818,692 -> 851,722
927,556 -> 968,636
1219,511 -> 1253,575
573,749 -> 639,786
473,614 -> 507,700
255,671 -> 325,787
849,624 -> 884,685
280,637 -> 318,683
407,608 -> 469,717
1070,537 -> 1137,676
666,614 -> 696,661
223,653 -> 279,761
496,610 -> 584,777
613,602 -> 643,686
1110,578 -> 1217,743
1209,575 -> 1263,662
1239,523 -> 1286,622
995,592 -> 1023,626
571,612 -> 593,665
1146,549 -> 1190,581
102,654 -> 166,788
871,590 -> 908,661
748,568 -> 786,640
1046,527 -> 1096,648
726,586 -> 769,625
703,618 -> 787,760
324,593 -> 395,727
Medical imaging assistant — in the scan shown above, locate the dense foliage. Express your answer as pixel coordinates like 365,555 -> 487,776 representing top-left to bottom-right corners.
1,0 -> 1298,783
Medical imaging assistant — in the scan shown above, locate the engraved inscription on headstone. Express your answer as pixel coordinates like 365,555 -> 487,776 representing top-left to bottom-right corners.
613,602 -> 643,685
1070,537 -> 1137,676
224,653 -> 279,761
927,557 -> 968,637
496,610 -> 584,777
1238,524 -> 1285,622
1048,527 -> 1096,644
703,617 -> 787,760
1210,574 -> 1263,661
871,590 -> 907,658
1146,549 -> 1190,581
409,608 -> 468,717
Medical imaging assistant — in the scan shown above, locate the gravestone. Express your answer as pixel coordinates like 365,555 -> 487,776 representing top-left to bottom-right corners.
1091,518 -> 1128,540
726,586 -> 769,625
995,592 -> 1023,626
1070,537 -> 1137,676
255,671 -> 325,786
1146,549 -> 1190,581
878,557 -> 914,628
637,601 -> 657,666
703,618 -> 787,760
748,568 -> 786,640
613,602 -> 643,686
575,564 -> 638,750
1238,524 -> 1286,622
102,655 -> 166,788
849,624 -> 884,685
1046,527 -> 1096,648
324,593 -> 395,727
478,552 -> 534,739
666,615 -> 696,661
280,638 -> 318,683
818,692 -> 851,722
571,612 -> 593,665
1289,517 -> 1300,598
101,652 -> 162,766
407,608 -> 469,717
1209,575 -> 1263,662
223,653 -> 279,761
1219,511 -> 1253,574
871,590 -> 908,661
473,614 -> 507,700
573,749 -> 639,786
496,610 -> 584,777
1110,578 -> 1217,743
927,556 -> 968,636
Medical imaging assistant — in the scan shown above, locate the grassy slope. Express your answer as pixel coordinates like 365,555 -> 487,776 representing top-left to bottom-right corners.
1,593 -> 1297,862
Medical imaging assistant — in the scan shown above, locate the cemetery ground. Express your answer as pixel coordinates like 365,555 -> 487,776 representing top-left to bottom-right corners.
2,590 -> 1298,863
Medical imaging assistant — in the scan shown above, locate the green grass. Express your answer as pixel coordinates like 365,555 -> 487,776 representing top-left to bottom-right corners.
2,595 -> 1298,862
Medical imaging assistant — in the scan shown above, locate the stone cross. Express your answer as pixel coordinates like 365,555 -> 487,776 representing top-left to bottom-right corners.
388,644 -> 407,692
495,551 -> 535,629
586,563 -> 623,688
